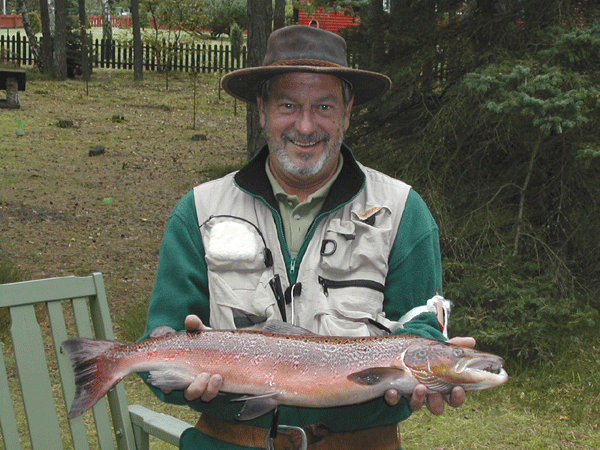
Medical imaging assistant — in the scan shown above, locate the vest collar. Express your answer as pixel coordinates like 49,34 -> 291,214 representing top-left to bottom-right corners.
234,144 -> 365,214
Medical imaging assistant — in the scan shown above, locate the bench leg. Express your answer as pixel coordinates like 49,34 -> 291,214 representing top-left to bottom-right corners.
6,77 -> 21,108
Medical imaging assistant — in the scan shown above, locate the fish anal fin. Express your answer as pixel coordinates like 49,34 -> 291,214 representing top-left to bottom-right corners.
233,392 -> 279,421
347,367 -> 405,386
147,370 -> 196,391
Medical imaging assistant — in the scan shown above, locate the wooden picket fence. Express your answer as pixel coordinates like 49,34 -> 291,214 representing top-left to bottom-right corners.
0,32 -> 247,74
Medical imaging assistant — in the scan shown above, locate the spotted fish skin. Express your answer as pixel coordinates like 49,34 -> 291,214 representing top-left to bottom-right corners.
61,324 -> 508,420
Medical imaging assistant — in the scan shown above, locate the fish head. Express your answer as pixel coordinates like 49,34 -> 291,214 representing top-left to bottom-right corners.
402,340 -> 508,392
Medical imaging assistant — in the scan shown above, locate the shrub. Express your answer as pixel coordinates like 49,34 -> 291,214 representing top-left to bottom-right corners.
28,12 -> 42,34
445,253 -> 599,363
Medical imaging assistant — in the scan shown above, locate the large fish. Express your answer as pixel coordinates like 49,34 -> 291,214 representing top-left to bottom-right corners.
61,322 -> 508,420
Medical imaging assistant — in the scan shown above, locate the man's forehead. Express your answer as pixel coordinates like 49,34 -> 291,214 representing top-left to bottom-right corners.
268,72 -> 345,94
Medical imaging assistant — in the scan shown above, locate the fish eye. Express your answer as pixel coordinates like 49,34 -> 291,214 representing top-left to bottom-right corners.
416,348 -> 428,358
452,348 -> 465,357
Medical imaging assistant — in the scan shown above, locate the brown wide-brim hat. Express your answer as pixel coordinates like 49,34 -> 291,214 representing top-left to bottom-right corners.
221,25 -> 391,108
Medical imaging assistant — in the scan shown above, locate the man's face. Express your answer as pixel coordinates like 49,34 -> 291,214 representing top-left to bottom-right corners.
258,72 -> 353,188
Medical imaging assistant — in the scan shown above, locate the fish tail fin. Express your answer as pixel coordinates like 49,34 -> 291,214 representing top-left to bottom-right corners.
61,337 -> 126,419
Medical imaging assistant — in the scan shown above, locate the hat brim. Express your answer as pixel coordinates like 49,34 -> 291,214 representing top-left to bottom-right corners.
221,65 -> 391,108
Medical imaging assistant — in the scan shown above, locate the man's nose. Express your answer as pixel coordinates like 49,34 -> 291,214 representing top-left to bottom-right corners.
295,108 -> 317,135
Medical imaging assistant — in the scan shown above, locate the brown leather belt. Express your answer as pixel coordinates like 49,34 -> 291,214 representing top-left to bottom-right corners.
195,414 -> 401,449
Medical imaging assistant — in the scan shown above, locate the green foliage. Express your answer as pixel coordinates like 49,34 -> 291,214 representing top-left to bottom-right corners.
230,21 -> 244,62
464,63 -> 598,136
202,0 -> 247,37
27,11 -> 42,34
143,0 -> 247,37
445,254 -> 599,361
348,1 -> 600,362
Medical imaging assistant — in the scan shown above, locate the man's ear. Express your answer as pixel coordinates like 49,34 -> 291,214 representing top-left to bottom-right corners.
257,97 -> 266,128
344,96 -> 354,131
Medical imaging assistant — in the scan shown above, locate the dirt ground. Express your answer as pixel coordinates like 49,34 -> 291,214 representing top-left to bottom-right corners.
0,69 -> 247,333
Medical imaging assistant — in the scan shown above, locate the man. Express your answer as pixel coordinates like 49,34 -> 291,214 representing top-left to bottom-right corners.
142,25 -> 474,449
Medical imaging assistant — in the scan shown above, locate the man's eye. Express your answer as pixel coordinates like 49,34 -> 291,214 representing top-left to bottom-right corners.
318,105 -> 333,111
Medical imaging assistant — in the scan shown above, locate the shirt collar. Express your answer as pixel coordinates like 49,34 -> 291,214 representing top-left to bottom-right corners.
265,153 -> 344,205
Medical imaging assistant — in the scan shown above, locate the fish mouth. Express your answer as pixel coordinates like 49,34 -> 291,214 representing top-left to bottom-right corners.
455,356 -> 505,375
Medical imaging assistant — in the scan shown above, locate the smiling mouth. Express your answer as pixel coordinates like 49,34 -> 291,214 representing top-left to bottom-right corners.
290,139 -> 320,148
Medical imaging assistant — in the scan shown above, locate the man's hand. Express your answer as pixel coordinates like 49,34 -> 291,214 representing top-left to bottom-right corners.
154,315 -> 223,402
181,315 -> 223,402
384,336 -> 476,415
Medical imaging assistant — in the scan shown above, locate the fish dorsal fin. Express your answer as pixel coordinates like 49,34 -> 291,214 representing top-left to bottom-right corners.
232,392 -> 279,421
263,320 -> 316,336
347,367 -> 405,386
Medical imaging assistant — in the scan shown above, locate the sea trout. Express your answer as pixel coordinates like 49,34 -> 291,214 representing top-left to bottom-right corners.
61,322 -> 508,420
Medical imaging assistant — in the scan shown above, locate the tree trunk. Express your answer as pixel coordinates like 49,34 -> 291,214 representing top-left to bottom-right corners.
39,0 -> 53,74
102,0 -> 113,64
513,131 -> 542,256
274,0 -> 286,30
102,0 -> 113,42
131,0 -> 143,80
53,0 -> 67,80
246,0 -> 272,159
367,0 -> 386,66
78,0 -> 90,82
17,0 -> 41,69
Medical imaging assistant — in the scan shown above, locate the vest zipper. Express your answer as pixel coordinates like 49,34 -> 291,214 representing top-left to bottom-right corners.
318,276 -> 385,296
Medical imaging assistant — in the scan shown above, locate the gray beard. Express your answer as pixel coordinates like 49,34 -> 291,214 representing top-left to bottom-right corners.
266,129 -> 344,178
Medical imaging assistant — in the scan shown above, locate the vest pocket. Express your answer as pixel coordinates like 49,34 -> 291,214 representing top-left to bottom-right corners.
310,276 -> 388,336
313,207 -> 391,335
200,216 -> 279,329
318,276 -> 385,296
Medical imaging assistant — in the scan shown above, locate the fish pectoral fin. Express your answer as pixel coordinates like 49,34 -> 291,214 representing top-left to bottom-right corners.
232,392 -> 279,421
347,367 -> 406,386
147,370 -> 196,390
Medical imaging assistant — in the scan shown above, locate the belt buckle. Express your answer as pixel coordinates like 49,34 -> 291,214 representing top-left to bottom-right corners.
265,424 -> 308,450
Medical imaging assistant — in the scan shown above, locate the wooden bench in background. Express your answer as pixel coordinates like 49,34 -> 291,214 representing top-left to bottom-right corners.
0,68 -> 26,109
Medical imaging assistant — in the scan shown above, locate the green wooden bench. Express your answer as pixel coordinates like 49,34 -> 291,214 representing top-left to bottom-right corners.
0,68 -> 26,109
0,272 -> 192,449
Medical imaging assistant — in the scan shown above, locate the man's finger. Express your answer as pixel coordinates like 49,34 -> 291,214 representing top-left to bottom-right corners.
408,384 -> 427,412
447,336 -> 476,348
184,372 -> 210,401
201,374 -> 223,402
425,392 -> 445,415
185,314 -> 208,331
446,386 -> 466,408
384,389 -> 400,406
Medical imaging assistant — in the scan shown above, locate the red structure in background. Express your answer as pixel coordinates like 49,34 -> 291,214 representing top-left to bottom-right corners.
297,8 -> 359,33
0,14 -> 23,28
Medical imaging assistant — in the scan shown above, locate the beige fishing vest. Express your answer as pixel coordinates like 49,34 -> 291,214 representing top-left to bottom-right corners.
193,162 -> 411,337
